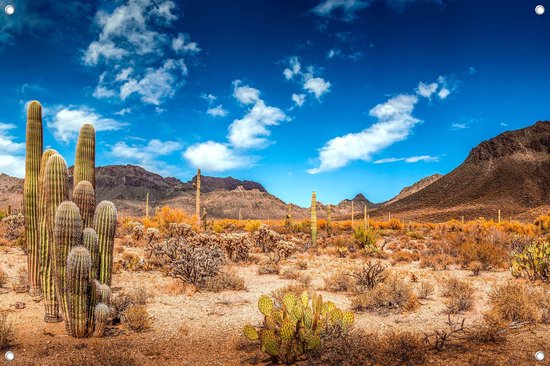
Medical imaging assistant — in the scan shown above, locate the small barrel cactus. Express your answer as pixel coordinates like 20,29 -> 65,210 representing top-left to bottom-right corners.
93,303 -> 109,337
73,181 -> 96,229
94,201 -> 117,285
66,246 -> 91,338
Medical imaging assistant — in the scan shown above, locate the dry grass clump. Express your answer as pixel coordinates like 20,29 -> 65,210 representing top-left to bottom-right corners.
417,282 -> 435,300
469,261 -> 483,276
488,282 -> 543,323
203,271 -> 246,292
458,241 -> 507,270
0,268 -> 8,288
352,272 -> 419,313
440,277 -> 475,314
390,250 -> 420,264
467,310 -> 509,344
11,267 -> 28,293
0,314 -> 15,350
257,262 -> 280,275
122,305 -> 150,332
324,271 -> 354,292
419,253 -> 454,270
111,287 -> 151,324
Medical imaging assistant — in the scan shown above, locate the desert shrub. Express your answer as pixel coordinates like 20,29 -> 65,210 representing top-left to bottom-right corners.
110,287 -> 150,324
117,252 -> 149,271
296,259 -> 308,270
390,250 -> 419,263
337,246 -> 349,258
242,292 -> 354,364
469,261 -> 483,276
468,310 -> 509,344
352,273 -> 418,313
0,314 -> 15,350
220,233 -> 251,263
122,305 -> 150,332
488,282 -> 541,323
535,214 -> 550,234
254,225 -> 295,263
151,206 -> 193,234
419,253 -> 454,270
351,260 -> 386,291
167,222 -> 192,238
510,239 -> 549,282
258,263 -> 280,275
458,240 -> 507,270
203,271 -> 246,292
0,268 -> 7,288
417,282 -> 434,300
145,228 -> 160,245
440,278 -> 475,314
11,267 -> 28,293
423,315 -> 466,351
353,225 -> 378,252
380,330 -> 427,365
0,213 -> 24,241
324,271 -> 354,292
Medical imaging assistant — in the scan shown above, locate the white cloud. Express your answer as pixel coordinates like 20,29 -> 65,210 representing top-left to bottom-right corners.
283,57 -> 301,80
83,0 -> 199,106
183,141 -> 253,172
326,48 -> 363,61
201,93 -> 217,103
416,76 -> 456,100
416,82 -> 438,99
308,94 -> 420,174
115,107 -> 132,115
292,93 -> 306,107
228,100 -> 288,149
500,122 -> 508,127
303,77 -> 331,99
233,80 -> 261,105
110,138 -> 182,176
312,0 -> 370,20
207,105 -> 228,117
438,88 -> 450,99
0,123 -> 25,177
47,106 -> 127,143
451,122 -> 468,130
373,155 -> 439,163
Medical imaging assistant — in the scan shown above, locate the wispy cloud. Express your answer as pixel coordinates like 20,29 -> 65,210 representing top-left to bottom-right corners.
451,123 -> 469,130
326,48 -> 363,61
47,105 -> 127,143
283,57 -> 331,105
373,155 -> 439,164
311,0 -> 441,20
207,105 -> 228,117
0,123 -> 25,178
83,0 -> 199,106
110,138 -> 182,176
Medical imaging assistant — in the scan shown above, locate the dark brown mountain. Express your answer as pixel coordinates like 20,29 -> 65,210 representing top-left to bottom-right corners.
378,121 -> 550,221
385,174 -> 443,205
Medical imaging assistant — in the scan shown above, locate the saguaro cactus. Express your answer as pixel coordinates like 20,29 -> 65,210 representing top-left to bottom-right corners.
42,153 -> 68,322
195,168 -> 201,227
73,124 -> 96,190
24,100 -> 43,297
327,204 -> 332,237
311,191 -> 317,248
82,228 -> 99,281
145,192 -> 149,218
351,201 -> 355,227
54,201 -> 83,319
94,201 -> 117,285
66,246 -> 91,338
73,181 -> 95,229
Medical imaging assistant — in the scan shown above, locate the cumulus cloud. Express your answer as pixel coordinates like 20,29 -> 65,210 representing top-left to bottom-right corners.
416,76 -> 456,100
303,77 -> 331,99
83,0 -> 199,106
183,141 -> 253,172
0,123 -> 25,177
47,106 -> 127,143
292,93 -> 306,107
110,138 -> 182,176
283,57 -> 331,103
233,80 -> 261,105
416,82 -> 438,99
207,105 -> 228,117
283,57 -> 302,80
373,155 -> 439,163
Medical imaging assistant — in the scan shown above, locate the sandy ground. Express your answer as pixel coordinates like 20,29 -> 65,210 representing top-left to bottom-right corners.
0,244 -> 549,366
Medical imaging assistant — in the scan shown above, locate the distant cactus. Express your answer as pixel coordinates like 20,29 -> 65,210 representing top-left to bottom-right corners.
93,303 -> 109,337
351,201 -> 355,227
73,181 -> 95,229
94,201 -> 117,285
66,246 -> 91,338
194,169 -> 201,228
82,228 -> 99,280
41,153 -> 68,322
310,191 -> 317,248
145,192 -> 149,218
243,291 -> 354,364
73,124 -> 95,190
24,101 -> 43,297
326,204 -> 332,237
54,201 -> 83,319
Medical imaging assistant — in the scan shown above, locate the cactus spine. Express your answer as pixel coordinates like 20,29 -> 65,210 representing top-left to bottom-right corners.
94,201 -> 117,285
195,168 -> 201,227
73,124 -> 96,190
24,101 -> 43,297
66,246 -> 91,338
42,153 -> 68,322
54,201 -> 83,319
73,181 -> 95,229
311,191 -> 317,248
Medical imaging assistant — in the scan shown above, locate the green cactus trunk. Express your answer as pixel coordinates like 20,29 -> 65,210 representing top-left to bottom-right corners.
73,124 -> 96,190
311,191 -> 317,248
41,153 -> 68,322
24,101 -> 43,297
54,201 -> 83,320
73,181 -> 96,229
66,246 -> 91,338
93,303 -> 109,337
196,169 -> 201,228
94,201 -> 117,285
83,230 -> 99,335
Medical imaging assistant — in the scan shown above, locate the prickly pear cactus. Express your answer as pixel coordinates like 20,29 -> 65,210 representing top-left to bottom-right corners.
243,291 -> 354,364
511,240 -> 550,282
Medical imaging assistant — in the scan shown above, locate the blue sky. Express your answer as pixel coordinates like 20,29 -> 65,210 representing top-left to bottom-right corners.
1,0 -> 549,206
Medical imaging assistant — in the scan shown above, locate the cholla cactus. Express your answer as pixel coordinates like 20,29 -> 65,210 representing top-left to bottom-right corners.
220,233 -> 251,262
243,291 -> 354,364
145,227 -> 160,244
511,240 -> 550,282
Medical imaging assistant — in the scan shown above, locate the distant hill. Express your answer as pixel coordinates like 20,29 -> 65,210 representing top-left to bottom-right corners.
385,174 -> 443,205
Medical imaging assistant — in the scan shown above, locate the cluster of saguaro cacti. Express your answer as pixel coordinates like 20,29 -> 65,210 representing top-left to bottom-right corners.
23,102 -> 116,338
511,240 -> 550,282
310,191 -> 317,248
243,292 -> 354,364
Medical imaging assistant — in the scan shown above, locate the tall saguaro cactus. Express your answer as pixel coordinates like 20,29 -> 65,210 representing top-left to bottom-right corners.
351,201 -> 355,227
24,100 -> 43,297
73,124 -> 96,190
327,204 -> 332,237
42,154 -> 69,322
94,201 -> 117,285
73,181 -> 95,228
54,201 -> 83,319
66,246 -> 91,338
311,191 -> 317,248
195,168 -> 201,227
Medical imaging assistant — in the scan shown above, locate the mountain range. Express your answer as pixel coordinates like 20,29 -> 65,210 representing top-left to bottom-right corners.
1,121 -> 549,222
